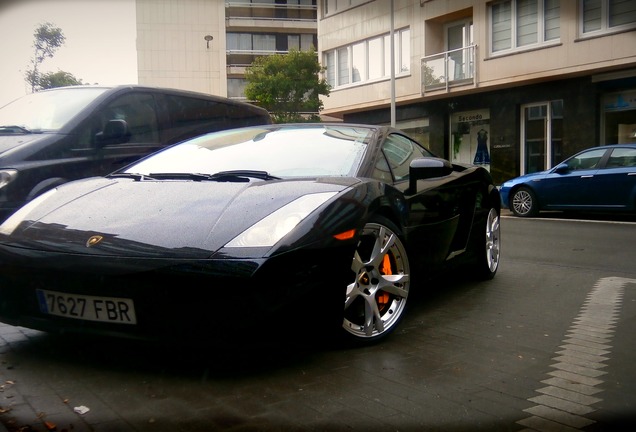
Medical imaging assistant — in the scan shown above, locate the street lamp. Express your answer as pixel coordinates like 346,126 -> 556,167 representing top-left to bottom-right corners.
204,35 -> 213,49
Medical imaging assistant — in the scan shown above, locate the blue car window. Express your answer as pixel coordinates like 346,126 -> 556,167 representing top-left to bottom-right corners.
606,148 -> 636,168
566,148 -> 606,171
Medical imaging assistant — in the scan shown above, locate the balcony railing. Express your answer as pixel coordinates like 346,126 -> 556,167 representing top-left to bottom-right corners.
225,1 -> 317,22
421,45 -> 476,94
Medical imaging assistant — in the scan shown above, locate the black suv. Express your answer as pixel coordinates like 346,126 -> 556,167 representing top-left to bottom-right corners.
0,85 -> 272,221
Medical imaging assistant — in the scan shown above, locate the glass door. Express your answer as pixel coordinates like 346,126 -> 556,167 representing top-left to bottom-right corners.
521,101 -> 563,174
445,19 -> 473,81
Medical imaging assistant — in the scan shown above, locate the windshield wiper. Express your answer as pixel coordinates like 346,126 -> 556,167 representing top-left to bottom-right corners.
108,173 -> 156,181
0,125 -> 32,134
147,170 -> 280,182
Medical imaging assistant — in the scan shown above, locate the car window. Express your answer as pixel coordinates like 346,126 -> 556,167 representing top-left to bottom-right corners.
74,92 -> 161,150
102,93 -> 160,144
379,133 -> 433,182
154,94 -> 272,144
605,148 -> 636,168
0,87 -> 108,132
126,125 -> 371,178
564,148 -> 606,171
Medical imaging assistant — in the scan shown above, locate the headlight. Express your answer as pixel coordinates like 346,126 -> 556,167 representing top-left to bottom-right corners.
0,169 -> 18,190
0,188 -> 57,236
226,192 -> 337,248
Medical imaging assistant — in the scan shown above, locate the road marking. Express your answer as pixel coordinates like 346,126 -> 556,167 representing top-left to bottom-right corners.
516,276 -> 636,431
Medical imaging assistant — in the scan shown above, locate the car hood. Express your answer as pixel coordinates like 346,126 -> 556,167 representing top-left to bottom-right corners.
0,133 -> 52,156
0,177 -> 351,258
502,169 -> 548,186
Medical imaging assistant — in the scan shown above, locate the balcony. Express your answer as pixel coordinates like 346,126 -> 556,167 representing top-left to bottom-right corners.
226,1 -> 317,26
227,49 -> 289,70
421,45 -> 476,94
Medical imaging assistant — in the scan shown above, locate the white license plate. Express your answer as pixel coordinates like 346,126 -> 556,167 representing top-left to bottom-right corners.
36,289 -> 137,324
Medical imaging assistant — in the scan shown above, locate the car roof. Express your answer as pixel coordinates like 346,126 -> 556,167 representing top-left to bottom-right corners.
585,143 -> 636,150
38,84 -> 269,111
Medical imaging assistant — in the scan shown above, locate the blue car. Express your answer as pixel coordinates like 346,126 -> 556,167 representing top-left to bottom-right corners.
499,144 -> 636,217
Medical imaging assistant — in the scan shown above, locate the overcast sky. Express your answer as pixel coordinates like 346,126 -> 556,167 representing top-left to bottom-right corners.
0,0 -> 138,107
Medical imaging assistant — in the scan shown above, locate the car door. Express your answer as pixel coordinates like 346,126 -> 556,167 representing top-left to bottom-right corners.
586,147 -> 636,209
376,133 -> 474,267
538,148 -> 607,209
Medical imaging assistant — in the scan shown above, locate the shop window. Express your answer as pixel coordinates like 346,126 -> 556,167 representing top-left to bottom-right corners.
450,110 -> 491,171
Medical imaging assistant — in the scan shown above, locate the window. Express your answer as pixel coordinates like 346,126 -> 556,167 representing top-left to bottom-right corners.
351,42 -> 365,83
490,0 -> 560,54
378,134 -> 432,182
227,78 -> 247,99
102,93 -> 159,144
337,47 -> 349,85
227,33 -> 276,52
323,28 -> 410,89
564,148 -> 606,171
323,0 -> 371,17
606,148 -> 636,168
581,0 -> 636,36
446,19 -> 474,81
368,38 -> 383,80
521,100 -> 563,174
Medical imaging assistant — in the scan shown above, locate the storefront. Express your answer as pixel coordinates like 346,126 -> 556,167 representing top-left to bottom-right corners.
344,74 -> 636,186
603,89 -> 636,145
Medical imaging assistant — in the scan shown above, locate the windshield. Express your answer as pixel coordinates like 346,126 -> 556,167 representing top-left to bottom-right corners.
125,124 -> 373,178
0,87 -> 109,132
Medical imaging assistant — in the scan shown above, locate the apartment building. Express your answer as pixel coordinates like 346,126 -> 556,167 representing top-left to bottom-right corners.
134,0 -> 635,184
318,0 -> 636,184
136,0 -> 317,99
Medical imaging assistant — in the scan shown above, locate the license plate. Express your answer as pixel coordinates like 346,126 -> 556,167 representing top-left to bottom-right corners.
36,289 -> 137,324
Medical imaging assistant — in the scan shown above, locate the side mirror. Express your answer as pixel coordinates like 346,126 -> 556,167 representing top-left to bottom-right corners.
408,157 -> 453,193
96,119 -> 129,146
554,163 -> 570,174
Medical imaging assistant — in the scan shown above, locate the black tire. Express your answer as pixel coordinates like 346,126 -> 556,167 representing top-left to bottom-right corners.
342,216 -> 410,345
474,207 -> 501,280
511,186 -> 539,217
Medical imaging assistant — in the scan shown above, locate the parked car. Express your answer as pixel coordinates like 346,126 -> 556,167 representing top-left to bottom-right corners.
500,144 -> 636,217
0,85 -> 272,222
0,123 -> 501,345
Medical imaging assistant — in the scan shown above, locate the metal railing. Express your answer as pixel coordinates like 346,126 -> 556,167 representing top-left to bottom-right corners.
226,1 -> 317,11
225,1 -> 317,22
421,45 -> 476,94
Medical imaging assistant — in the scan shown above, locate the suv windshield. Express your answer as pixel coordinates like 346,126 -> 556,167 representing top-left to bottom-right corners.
0,87 -> 109,132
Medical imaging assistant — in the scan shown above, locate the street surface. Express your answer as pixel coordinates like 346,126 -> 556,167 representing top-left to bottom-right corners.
0,211 -> 635,431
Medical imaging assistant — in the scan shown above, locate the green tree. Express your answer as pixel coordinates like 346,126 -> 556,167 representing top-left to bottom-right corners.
38,70 -> 84,89
244,48 -> 330,123
24,22 -> 66,92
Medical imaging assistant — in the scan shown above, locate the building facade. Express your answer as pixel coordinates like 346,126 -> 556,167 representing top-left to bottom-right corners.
318,0 -> 636,184
135,0 -> 636,185
136,0 -> 317,99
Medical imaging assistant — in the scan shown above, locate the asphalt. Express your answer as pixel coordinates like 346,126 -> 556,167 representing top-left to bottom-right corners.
0,213 -> 635,431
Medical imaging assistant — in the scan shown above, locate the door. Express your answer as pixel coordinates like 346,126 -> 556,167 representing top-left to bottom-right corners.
589,147 -> 636,209
521,101 -> 563,175
445,19 -> 473,82
538,148 -> 605,208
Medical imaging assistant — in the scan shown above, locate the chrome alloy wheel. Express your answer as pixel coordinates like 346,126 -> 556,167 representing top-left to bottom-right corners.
343,218 -> 410,341
511,188 -> 535,217
483,207 -> 501,277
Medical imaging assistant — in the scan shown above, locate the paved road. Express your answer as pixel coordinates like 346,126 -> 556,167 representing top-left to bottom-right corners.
0,214 -> 635,431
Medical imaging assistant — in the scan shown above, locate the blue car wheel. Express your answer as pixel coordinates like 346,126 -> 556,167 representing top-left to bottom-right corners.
511,186 -> 538,217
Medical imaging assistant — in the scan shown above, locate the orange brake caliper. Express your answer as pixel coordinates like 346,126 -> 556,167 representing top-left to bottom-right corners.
377,254 -> 393,310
